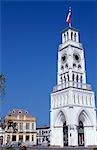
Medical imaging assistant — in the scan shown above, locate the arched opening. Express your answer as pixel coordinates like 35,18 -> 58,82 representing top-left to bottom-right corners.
78,121 -> 84,146
80,76 -> 82,83
55,111 -> 68,147
71,32 -> 73,40
77,110 -> 92,146
64,34 -> 66,42
73,63 -> 76,68
76,74 -> 79,82
63,121 -> 68,146
72,74 -> 74,81
67,74 -> 69,81
61,76 -> 63,84
74,33 -> 77,41
67,32 -> 69,40
64,76 -> 66,82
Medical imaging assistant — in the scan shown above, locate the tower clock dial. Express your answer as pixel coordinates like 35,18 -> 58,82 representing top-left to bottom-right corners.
61,54 -> 67,63
73,53 -> 81,63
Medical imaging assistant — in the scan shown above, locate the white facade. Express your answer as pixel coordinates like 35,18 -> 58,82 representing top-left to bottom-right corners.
50,27 -> 97,147
37,126 -> 50,146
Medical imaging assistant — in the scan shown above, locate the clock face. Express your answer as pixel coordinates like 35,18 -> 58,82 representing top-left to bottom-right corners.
61,54 -> 67,63
73,53 -> 81,63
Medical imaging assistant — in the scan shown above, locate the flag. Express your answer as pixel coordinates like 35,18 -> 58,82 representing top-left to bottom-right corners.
66,8 -> 71,24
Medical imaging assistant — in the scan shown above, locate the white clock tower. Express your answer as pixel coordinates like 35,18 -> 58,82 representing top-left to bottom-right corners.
50,13 -> 97,147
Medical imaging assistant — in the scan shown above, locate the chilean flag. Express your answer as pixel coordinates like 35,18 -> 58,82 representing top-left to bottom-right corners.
66,8 -> 71,24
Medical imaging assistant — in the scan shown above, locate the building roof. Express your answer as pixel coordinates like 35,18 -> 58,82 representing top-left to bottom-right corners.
5,109 -> 36,122
61,26 -> 79,33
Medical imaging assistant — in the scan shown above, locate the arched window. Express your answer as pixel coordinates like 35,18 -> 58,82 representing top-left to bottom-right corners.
73,63 -> 76,68
74,33 -> 76,41
78,64 -> 81,69
67,32 -> 69,40
67,74 -> 69,81
64,34 -> 66,42
63,121 -> 68,146
61,76 -> 63,83
76,75 -> 79,82
72,74 -> 75,81
80,76 -> 82,83
78,121 -> 84,146
65,64 -> 68,68
71,32 -> 73,40
64,76 -> 66,82
61,65 -> 64,70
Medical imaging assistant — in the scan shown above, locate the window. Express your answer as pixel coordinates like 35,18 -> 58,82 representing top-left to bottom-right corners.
80,76 -> 82,83
26,123 -> 29,130
64,76 -> 66,82
73,63 -> 76,68
32,123 -> 34,130
76,75 -> 79,82
19,135 -> 23,142
26,135 -> 29,141
64,34 -> 66,42
78,64 -> 81,69
72,74 -> 74,81
19,123 -> 23,131
67,74 -> 69,81
74,33 -> 76,41
61,76 -> 63,83
42,131 -> 44,135
12,135 -> 16,141
65,63 -> 68,68
67,32 -> 69,40
61,65 -> 64,70
32,135 -> 34,141
71,32 -> 73,40
39,130 -> 41,135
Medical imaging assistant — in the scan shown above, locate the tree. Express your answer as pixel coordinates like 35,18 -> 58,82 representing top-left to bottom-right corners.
0,74 -> 5,95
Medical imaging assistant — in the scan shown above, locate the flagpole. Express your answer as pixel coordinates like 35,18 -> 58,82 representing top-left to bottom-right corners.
69,7 -> 71,27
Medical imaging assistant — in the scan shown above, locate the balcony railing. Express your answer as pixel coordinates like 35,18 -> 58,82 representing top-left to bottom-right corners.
53,81 -> 92,92
59,40 -> 83,50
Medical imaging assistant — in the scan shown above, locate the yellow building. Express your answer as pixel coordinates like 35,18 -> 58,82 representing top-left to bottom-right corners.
3,109 -> 37,146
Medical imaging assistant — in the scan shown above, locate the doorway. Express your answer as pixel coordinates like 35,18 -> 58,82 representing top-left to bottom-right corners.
78,121 -> 84,146
63,121 -> 68,146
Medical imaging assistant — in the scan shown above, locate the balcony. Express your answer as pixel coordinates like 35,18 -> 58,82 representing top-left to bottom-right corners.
59,40 -> 83,50
53,81 -> 92,93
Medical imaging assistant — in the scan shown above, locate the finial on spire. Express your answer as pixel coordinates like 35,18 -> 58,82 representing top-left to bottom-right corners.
66,7 -> 72,27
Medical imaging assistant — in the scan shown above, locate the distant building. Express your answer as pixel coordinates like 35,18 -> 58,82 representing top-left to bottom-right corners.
3,109 -> 37,146
0,127 -> 4,146
37,126 -> 50,146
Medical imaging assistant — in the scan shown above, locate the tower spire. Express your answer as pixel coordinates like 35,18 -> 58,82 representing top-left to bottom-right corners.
66,7 -> 72,27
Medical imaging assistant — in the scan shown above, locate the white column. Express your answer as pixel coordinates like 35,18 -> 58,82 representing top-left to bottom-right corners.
29,134 -> 32,143
23,134 -> 26,143
16,134 -> 19,142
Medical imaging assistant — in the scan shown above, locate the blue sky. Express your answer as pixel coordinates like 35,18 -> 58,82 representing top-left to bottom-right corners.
1,1 -> 97,126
